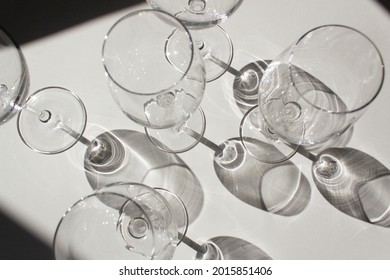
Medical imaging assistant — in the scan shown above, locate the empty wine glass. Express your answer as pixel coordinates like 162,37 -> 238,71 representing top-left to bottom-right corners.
146,0 -> 243,82
240,25 -> 384,163
53,182 -> 223,259
103,9 -> 247,169
0,26 -> 125,172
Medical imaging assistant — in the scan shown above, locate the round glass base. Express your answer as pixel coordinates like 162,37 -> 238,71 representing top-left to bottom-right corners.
145,107 -> 206,154
232,60 -> 271,113
17,87 -> 87,154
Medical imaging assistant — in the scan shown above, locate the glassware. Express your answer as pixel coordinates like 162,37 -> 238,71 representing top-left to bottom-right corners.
146,0 -> 243,82
53,182 -> 224,259
102,9 -> 206,153
240,25 -> 384,163
17,87 -> 125,172
0,26 -> 125,172
102,9 -> 245,169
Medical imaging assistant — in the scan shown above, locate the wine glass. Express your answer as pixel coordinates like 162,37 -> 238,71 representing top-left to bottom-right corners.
240,25 -> 384,164
146,0 -> 243,82
0,26 -> 125,172
53,182 -> 223,260
103,9 -> 246,169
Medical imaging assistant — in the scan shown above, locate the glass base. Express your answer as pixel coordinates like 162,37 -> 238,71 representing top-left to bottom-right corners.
145,107 -> 206,153
17,87 -> 86,154
191,26 -> 233,82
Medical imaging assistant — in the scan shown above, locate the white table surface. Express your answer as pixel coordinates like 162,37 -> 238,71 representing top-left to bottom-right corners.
1,0 -> 390,259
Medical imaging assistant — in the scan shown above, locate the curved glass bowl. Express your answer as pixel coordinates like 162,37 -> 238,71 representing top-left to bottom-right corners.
102,9 -> 206,129
53,182 -> 181,260
147,0 -> 243,29
259,25 -> 384,148
17,87 -> 87,154
0,27 -> 29,125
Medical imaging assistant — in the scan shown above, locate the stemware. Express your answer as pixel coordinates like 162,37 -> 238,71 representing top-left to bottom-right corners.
240,25 -> 384,164
102,9 -> 245,169
53,182 -> 223,260
146,0 -> 243,82
0,27 -> 124,172
102,9 -> 206,153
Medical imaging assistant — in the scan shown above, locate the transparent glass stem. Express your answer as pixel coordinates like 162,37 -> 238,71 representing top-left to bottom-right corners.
21,105 -> 92,147
178,232 -> 208,255
180,125 -> 223,156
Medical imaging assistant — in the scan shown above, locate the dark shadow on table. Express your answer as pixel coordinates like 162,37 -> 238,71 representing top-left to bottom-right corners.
0,0 -> 143,44
0,213 -> 53,259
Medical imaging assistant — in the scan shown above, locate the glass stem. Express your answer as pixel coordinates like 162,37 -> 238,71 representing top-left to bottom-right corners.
181,126 -> 223,156
207,53 -> 242,77
178,233 -> 208,255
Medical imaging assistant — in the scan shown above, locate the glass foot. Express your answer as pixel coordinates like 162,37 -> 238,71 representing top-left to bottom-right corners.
195,241 -> 223,260
17,87 -> 86,154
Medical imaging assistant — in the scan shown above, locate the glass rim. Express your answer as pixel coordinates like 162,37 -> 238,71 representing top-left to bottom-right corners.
288,24 -> 385,115
52,183 -> 161,259
101,9 -> 196,97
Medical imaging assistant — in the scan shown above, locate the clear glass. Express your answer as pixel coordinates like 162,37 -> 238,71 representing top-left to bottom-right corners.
241,25 -> 384,163
147,0 -> 243,81
53,182 -> 180,260
0,27 -> 29,125
54,182 -> 225,260
260,25 -> 384,147
102,9 -> 206,129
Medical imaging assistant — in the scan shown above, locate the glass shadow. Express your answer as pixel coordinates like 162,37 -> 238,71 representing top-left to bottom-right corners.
214,138 -> 311,216
84,129 -> 204,225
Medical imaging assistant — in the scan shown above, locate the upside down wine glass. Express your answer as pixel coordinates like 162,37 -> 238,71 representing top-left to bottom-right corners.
147,0 -> 243,82
54,182 -> 223,260
102,9 -> 245,168
240,25 -> 384,164
0,27 -> 125,173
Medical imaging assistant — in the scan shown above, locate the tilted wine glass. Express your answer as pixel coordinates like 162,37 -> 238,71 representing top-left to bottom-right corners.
102,9 -> 245,168
0,27 -> 125,173
53,182 -> 223,259
240,25 -> 384,164
146,0 -> 243,82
